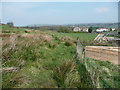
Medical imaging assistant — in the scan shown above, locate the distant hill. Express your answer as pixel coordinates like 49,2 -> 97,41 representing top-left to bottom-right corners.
22,23 -> 119,30
66,23 -> 119,28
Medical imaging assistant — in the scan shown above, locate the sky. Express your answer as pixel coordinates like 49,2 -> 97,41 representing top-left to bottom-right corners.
1,2 -> 118,26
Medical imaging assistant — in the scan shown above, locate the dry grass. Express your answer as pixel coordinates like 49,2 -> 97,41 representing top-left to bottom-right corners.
20,33 -> 53,43
2,31 -> 118,88
52,60 -> 80,88
2,33 -> 54,62
57,36 -> 76,46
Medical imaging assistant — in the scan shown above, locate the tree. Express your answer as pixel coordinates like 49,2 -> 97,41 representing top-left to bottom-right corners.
7,22 -> 14,27
88,27 -> 93,33
109,28 -> 112,31
57,26 -> 70,33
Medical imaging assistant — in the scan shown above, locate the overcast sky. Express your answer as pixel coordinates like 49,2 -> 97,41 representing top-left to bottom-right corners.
1,2 -> 118,26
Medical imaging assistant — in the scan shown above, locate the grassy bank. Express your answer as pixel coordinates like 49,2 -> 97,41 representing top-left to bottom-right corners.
2,25 -> 120,88
2,33 -> 77,88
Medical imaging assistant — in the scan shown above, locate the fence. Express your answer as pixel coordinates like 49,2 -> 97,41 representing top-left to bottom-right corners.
75,37 -> 119,88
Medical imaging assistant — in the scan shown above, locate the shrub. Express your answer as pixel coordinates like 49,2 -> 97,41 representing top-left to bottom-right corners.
57,26 -> 72,33
88,27 -> 93,33
48,43 -> 57,49
65,40 -> 74,46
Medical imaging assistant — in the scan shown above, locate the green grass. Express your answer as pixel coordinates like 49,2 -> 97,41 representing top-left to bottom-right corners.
2,26 -> 119,88
84,58 -> 120,88
0,24 -> 26,34
1,25 -> 25,31
48,32 -> 98,41
2,33 -> 77,88
102,31 -> 118,34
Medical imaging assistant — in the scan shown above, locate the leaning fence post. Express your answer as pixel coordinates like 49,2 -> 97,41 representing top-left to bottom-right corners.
76,37 -> 84,59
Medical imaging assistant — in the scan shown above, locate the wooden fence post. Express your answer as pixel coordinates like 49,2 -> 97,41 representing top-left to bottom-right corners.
76,37 -> 84,59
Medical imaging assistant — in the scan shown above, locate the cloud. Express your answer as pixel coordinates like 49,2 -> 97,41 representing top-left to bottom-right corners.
95,8 -> 110,13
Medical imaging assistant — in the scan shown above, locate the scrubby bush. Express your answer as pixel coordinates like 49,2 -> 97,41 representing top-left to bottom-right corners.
57,26 -> 72,33
48,43 -> 57,49
65,40 -> 75,46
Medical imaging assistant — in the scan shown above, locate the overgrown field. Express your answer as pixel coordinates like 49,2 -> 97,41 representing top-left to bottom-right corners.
2,33 -> 77,88
1,25 -> 120,88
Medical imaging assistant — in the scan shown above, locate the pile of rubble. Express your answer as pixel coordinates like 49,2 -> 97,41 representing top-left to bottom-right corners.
94,33 -> 120,46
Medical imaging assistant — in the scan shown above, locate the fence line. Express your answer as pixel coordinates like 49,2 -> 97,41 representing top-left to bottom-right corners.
75,37 -> 100,88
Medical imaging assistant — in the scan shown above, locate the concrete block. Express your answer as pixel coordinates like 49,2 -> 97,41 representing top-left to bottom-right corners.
85,46 -> 120,65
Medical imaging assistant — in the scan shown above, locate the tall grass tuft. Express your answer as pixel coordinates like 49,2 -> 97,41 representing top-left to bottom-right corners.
51,59 -> 96,88
52,60 -> 81,88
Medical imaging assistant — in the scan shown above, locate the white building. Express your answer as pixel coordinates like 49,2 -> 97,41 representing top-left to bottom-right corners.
96,28 -> 109,32
112,28 -> 116,31
82,28 -> 88,32
73,27 -> 81,32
